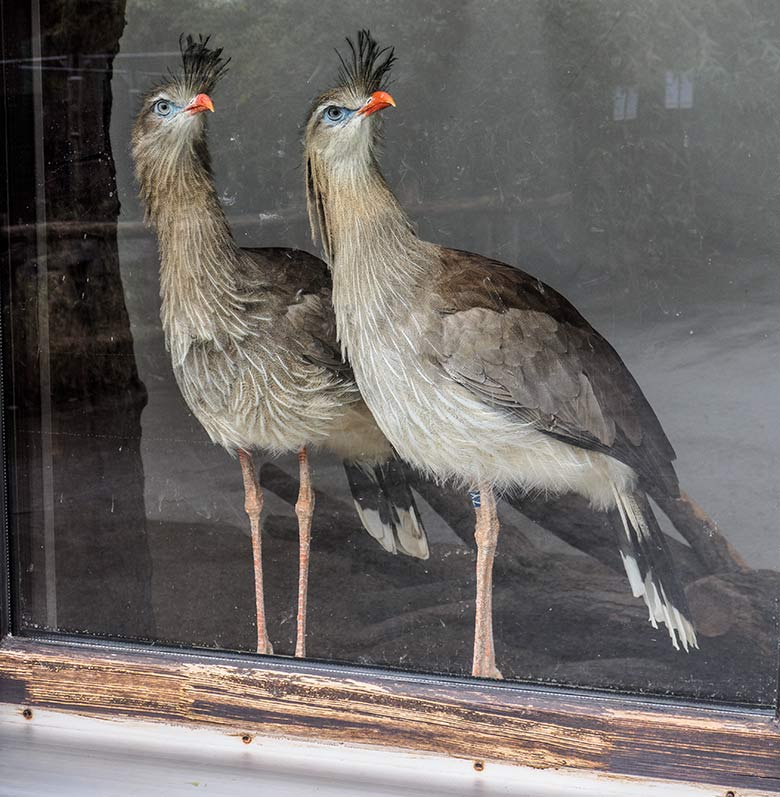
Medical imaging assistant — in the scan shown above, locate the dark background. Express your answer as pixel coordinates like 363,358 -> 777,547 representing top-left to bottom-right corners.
3,0 -> 779,706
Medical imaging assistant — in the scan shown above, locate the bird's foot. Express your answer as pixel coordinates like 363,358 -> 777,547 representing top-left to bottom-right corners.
472,664 -> 503,680
256,639 -> 274,656
472,653 -> 503,680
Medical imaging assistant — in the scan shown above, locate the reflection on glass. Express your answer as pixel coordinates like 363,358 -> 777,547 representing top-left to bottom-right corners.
665,70 -> 694,109
613,86 -> 638,121
4,0 -> 779,706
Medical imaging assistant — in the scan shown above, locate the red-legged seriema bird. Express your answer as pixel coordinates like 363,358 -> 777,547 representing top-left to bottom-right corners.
303,31 -> 699,678
132,35 -> 428,657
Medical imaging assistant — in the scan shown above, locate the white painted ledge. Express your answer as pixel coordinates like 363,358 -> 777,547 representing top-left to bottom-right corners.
0,704 -> 768,796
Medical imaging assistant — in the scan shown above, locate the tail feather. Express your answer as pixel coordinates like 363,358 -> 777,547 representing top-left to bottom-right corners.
612,486 -> 698,651
343,459 -> 429,560
377,458 -> 429,559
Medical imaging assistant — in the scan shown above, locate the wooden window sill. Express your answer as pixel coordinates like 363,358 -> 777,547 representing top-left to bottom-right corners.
0,635 -> 778,792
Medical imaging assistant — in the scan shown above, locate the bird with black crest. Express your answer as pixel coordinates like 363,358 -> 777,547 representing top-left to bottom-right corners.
303,30 -> 701,678
132,34 -> 429,658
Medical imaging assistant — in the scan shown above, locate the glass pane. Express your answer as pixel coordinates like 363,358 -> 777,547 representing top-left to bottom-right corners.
4,0 -> 778,706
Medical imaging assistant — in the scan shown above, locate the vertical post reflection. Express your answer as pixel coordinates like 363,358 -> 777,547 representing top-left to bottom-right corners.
30,0 -> 57,630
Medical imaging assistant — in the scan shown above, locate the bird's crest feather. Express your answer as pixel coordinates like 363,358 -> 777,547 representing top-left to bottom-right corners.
174,34 -> 230,94
335,30 -> 395,96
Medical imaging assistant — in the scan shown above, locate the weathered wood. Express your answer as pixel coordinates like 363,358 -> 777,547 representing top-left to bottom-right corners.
659,490 -> 749,574
0,637 -> 777,790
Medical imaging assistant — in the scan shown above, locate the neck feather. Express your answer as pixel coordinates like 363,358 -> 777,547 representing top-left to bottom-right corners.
307,153 -> 434,349
137,141 -> 250,359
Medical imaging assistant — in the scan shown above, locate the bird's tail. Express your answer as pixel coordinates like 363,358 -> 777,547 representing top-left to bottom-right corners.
343,459 -> 429,560
611,486 -> 698,651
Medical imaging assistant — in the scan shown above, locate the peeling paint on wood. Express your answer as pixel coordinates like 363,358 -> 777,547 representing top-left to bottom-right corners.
0,637 -> 778,791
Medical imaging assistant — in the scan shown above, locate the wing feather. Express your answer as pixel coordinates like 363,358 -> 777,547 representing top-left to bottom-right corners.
429,248 -> 678,496
240,247 -> 353,380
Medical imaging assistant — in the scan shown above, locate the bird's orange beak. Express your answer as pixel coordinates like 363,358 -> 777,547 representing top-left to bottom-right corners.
357,90 -> 396,117
185,93 -> 215,115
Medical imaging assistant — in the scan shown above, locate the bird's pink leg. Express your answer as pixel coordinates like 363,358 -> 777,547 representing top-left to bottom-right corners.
294,447 -> 315,658
238,449 -> 273,655
472,485 -> 503,679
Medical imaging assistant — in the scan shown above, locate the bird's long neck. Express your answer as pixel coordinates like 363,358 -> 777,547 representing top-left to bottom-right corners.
309,154 -> 434,356
139,144 -> 249,362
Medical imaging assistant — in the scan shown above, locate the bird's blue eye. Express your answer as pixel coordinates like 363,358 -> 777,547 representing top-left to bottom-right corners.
323,105 -> 349,125
152,99 -> 175,117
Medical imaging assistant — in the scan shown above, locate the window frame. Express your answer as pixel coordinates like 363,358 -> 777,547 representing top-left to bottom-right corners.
1,2 -> 779,791
0,634 -> 779,791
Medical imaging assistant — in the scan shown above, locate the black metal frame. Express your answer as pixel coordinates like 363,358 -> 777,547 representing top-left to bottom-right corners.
0,0 -> 36,642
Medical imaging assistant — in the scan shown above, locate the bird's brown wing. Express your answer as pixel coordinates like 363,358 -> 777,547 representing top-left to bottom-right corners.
240,247 -> 351,375
429,248 -> 678,497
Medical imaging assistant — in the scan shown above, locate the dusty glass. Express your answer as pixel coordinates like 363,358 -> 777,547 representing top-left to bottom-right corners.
3,0 -> 778,706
